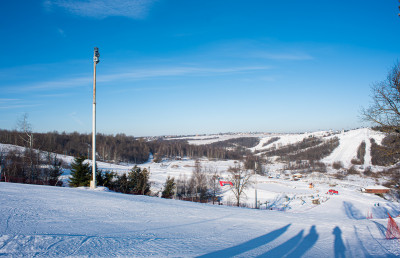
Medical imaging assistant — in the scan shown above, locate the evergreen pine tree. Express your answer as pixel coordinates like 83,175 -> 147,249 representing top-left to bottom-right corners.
116,173 -> 130,193
128,166 -> 151,195
96,170 -> 116,188
162,176 -> 175,199
69,156 -> 91,187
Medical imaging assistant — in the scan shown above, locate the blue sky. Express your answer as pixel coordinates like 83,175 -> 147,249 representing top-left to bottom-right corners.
1,1 -> 400,136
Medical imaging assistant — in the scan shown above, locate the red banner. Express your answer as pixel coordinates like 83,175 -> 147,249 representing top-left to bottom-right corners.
219,181 -> 233,186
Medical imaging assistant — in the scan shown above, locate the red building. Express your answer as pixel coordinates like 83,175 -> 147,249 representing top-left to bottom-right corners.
363,185 -> 390,194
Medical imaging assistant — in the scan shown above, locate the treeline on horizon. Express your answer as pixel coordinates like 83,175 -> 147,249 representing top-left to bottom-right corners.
0,129 -> 259,164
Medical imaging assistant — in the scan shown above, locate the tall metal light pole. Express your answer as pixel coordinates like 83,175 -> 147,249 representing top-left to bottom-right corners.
91,47 -> 100,189
254,161 -> 258,209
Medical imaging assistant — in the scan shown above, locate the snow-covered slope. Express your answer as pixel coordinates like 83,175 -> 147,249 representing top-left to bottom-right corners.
170,133 -> 268,146
322,128 -> 385,167
171,128 -> 387,168
250,131 -> 331,153
0,182 -> 399,257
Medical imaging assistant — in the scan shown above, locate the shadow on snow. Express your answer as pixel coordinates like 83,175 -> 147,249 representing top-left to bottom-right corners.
284,225 -> 318,258
343,201 -> 364,220
198,224 -> 291,257
333,226 -> 346,258
199,225 -> 319,258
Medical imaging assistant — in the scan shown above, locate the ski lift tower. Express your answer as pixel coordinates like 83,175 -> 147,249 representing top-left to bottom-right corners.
91,47 -> 100,189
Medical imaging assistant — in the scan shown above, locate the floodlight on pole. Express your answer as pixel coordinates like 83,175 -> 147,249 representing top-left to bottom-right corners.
91,47 -> 100,189
254,161 -> 258,209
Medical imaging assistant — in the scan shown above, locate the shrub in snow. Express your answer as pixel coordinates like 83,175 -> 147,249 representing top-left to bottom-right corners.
332,161 -> 343,170
347,166 -> 359,175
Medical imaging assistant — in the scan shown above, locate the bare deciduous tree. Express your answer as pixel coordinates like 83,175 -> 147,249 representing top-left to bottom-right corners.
16,113 -> 37,182
361,62 -> 400,134
176,173 -> 189,198
207,166 -> 221,204
227,163 -> 252,207
191,160 -> 209,201
17,113 -> 34,149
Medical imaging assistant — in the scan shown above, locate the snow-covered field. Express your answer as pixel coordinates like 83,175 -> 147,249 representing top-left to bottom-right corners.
1,182 -> 400,257
0,128 -> 393,208
2,128 -> 400,256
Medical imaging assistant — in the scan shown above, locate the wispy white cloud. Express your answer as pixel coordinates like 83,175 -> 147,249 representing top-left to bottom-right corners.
44,0 -> 157,19
0,104 -> 41,110
114,85 -> 185,93
0,60 -> 87,81
99,66 -> 271,82
248,51 -> 313,61
0,98 -> 21,103
36,93 -> 73,98
0,99 -> 40,109
17,76 -> 92,92
8,65 -> 270,92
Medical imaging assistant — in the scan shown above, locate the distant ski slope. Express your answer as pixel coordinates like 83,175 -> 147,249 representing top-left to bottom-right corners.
322,128 -> 385,167
172,128 -> 387,168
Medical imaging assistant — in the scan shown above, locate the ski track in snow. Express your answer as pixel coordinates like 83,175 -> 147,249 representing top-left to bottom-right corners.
1,182 -> 400,257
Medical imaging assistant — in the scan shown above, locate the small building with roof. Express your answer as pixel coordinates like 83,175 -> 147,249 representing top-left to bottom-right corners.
363,185 -> 390,194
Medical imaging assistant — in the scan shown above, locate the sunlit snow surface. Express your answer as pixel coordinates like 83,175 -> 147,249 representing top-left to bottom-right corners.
1,182 -> 400,257
1,128 -> 400,256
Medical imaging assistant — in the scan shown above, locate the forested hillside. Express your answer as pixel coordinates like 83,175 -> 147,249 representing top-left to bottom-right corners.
0,130 -> 253,164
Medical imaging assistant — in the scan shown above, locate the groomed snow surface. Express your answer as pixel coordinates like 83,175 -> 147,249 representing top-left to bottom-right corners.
1,128 -> 399,257
1,181 -> 400,257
